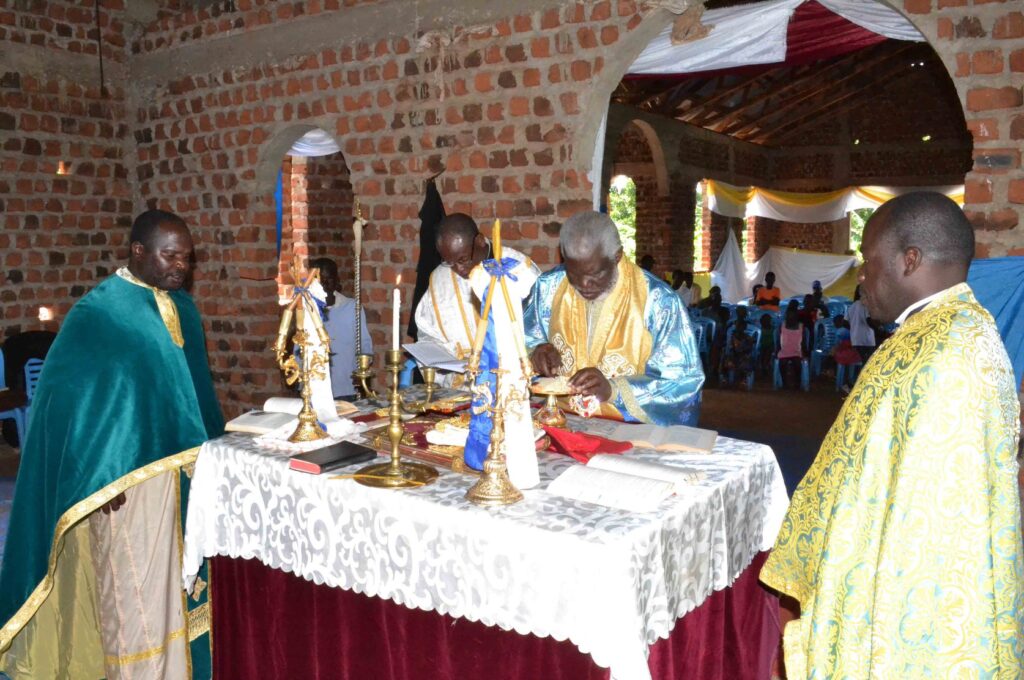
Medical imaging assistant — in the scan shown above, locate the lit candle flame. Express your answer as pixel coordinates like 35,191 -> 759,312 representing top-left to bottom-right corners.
38,306 -> 53,321
396,273 -> 402,286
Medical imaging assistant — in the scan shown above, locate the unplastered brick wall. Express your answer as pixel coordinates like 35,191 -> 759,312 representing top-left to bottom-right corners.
772,220 -> 841,254
130,1 -> 648,416
305,150 -> 356,296
0,0 -> 133,341
3,0 -> 1022,417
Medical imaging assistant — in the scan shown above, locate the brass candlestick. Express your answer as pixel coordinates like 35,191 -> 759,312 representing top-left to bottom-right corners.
465,369 -> 523,506
354,349 -> 439,488
274,257 -> 329,443
352,353 -> 377,400
402,366 -> 437,413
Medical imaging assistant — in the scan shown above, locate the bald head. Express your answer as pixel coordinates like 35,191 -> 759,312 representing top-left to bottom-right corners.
875,191 -> 974,268
437,213 -> 484,279
858,191 -> 973,322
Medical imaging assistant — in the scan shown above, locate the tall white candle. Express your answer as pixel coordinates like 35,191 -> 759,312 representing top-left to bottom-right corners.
392,274 -> 402,351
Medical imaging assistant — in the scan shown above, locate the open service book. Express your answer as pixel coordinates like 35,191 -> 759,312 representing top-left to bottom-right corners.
578,421 -> 717,454
402,341 -> 466,373
225,397 -> 359,434
547,454 -> 707,513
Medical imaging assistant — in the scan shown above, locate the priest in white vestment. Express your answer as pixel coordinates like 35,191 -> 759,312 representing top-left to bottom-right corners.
413,213 -> 539,385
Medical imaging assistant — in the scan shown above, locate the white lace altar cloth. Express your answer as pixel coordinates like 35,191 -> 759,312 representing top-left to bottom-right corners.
183,421 -> 788,680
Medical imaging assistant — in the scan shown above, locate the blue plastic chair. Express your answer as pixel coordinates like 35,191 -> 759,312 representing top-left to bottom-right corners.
836,361 -> 863,391
810,318 -> 837,376
19,358 -> 44,439
697,317 -> 716,367
398,358 -> 417,388
721,326 -> 761,389
0,350 -> 26,447
826,300 -> 848,319
772,328 -> 810,391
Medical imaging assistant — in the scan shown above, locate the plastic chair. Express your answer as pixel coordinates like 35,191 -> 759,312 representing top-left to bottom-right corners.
835,362 -> 863,391
772,327 -> 810,391
0,350 -> 26,447
697,317 -> 716,367
810,318 -> 837,377
721,326 -> 760,389
826,300 -> 848,319
19,358 -> 44,438
398,358 -> 417,388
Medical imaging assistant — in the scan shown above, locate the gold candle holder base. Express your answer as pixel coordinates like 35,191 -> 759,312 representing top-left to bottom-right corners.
288,405 -> 329,443
355,349 -> 439,489
465,370 -> 523,507
352,460 -> 440,488
534,392 -> 567,429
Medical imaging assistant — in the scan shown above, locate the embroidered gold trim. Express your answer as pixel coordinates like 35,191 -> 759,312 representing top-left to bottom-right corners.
428,270 -> 451,343
450,269 -> 478,346
116,267 -> 185,348
104,627 -> 187,666
187,603 -> 210,642
0,447 -> 202,653
613,377 -> 651,424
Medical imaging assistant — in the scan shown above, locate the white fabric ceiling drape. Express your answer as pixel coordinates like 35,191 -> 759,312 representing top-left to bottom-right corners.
711,228 -> 860,303
707,180 -> 965,223
287,129 -> 341,157
625,0 -> 924,77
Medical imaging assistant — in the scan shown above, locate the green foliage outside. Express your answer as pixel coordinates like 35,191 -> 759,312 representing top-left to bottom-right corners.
849,207 -> 874,254
608,176 -> 637,261
693,183 -> 703,270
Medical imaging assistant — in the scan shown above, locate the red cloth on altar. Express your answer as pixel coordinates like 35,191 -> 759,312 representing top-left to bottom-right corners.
542,426 -> 633,462
210,552 -> 779,679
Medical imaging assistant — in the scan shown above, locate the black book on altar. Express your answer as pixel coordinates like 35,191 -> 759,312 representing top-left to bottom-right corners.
289,441 -> 378,474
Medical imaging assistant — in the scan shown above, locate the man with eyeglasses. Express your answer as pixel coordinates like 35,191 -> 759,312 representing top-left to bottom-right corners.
413,213 -> 539,386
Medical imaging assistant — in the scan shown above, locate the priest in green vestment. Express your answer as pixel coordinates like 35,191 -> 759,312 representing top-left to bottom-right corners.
761,192 -> 1023,678
0,210 -> 224,679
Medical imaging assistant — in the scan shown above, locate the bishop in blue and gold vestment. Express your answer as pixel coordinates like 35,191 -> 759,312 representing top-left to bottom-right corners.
761,193 -> 1023,679
524,211 -> 704,426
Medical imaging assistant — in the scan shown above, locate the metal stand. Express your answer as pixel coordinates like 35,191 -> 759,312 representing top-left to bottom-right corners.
354,349 -> 439,488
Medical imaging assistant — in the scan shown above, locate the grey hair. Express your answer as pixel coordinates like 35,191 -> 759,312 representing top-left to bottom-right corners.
559,211 -> 622,261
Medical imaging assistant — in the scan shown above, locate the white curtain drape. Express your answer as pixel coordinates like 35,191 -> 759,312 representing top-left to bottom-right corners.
707,180 -> 965,223
711,229 -> 860,303
626,0 -> 924,77
287,129 -> 341,157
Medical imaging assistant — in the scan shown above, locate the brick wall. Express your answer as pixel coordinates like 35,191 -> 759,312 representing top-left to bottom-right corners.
1,0 -> 133,339
2,0 -> 1022,416
128,2 -> 645,416
305,150 -> 355,295
771,220 -> 842,253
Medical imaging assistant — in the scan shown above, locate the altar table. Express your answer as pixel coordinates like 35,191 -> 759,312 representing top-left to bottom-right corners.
183,424 -> 789,680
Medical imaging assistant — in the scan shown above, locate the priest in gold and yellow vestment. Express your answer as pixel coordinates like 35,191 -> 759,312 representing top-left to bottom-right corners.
761,192 -> 1023,678
524,211 -> 704,426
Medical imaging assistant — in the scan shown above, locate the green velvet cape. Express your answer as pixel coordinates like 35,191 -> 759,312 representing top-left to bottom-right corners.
0,275 -> 223,629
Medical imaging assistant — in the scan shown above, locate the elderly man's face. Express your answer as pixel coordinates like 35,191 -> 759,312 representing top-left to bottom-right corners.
132,221 -> 193,291
439,233 -> 484,280
858,210 -> 905,323
565,249 -> 622,301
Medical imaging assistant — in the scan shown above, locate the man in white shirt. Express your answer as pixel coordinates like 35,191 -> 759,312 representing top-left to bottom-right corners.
413,213 -> 538,385
846,285 -> 875,362
311,257 -> 371,399
671,269 -> 700,307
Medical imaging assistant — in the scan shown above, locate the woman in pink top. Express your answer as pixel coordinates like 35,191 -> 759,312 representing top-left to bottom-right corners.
778,302 -> 804,389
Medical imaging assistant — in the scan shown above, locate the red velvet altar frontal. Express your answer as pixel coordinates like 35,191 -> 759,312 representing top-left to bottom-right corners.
210,552 -> 778,680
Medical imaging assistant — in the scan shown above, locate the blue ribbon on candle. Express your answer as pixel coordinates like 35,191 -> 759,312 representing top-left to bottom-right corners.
294,286 -> 327,320
482,257 -> 520,281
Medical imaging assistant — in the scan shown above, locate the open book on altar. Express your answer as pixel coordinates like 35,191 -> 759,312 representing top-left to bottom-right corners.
402,341 -> 466,373
577,421 -> 718,454
547,454 -> 707,513
225,397 -> 359,434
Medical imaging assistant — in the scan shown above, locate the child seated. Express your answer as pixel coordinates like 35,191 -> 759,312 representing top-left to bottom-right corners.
722,319 -> 756,387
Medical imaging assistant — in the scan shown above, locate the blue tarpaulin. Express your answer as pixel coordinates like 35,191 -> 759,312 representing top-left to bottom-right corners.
968,256 -> 1024,391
